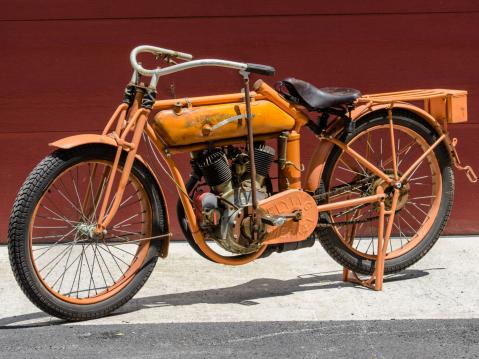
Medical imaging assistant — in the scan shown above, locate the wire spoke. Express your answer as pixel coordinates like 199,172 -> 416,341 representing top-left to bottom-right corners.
403,206 -> 424,226
71,170 -> 85,219
406,158 -> 426,181
112,213 -> 140,229
53,185 -> 84,218
338,159 -> 366,177
97,243 -> 128,274
52,244 -> 77,291
75,243 -> 87,299
33,228 -> 76,258
397,140 -> 418,169
81,245 -> 97,297
63,286 -> 110,297
409,201 -> 431,216
409,195 -> 435,201
40,240 -> 78,279
398,213 -> 416,233
89,168 -> 110,223
68,243 -> 85,298
36,214 -> 81,224
96,246 -> 117,283
39,204 -> 77,228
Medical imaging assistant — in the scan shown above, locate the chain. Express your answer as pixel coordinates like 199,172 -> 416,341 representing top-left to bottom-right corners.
318,212 -> 381,228
313,175 -> 375,202
313,175 -> 383,228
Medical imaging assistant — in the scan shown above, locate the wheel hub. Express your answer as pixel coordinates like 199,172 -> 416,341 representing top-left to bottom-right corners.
75,223 -> 106,241
369,170 -> 409,211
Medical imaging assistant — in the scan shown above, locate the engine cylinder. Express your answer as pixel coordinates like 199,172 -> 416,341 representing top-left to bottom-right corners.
198,151 -> 232,188
253,144 -> 275,177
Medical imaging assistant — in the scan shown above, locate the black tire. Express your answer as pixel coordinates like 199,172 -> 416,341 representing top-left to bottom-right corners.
8,145 -> 167,321
318,110 -> 454,275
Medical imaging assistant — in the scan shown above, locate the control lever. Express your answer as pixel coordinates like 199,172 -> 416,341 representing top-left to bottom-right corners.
261,210 -> 302,227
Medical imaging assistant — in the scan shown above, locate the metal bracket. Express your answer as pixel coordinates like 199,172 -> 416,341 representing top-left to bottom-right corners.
203,114 -> 256,135
451,137 -> 477,183
141,87 -> 157,109
110,132 -> 136,151
284,161 -> 305,172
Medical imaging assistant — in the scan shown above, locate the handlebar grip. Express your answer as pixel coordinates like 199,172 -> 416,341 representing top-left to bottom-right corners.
245,63 -> 276,76
172,50 -> 193,61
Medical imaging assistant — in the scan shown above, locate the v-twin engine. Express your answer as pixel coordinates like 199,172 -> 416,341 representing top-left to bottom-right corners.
193,144 -> 275,254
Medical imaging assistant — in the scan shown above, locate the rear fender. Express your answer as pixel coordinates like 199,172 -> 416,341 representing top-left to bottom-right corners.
351,102 -> 454,159
304,139 -> 335,193
49,134 -> 171,257
351,103 -> 446,137
304,103 -> 454,194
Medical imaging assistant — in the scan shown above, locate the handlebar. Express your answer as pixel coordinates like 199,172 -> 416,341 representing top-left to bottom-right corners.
129,45 -> 275,80
130,45 -> 193,76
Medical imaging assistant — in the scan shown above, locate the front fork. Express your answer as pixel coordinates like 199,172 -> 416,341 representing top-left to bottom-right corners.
93,85 -> 154,235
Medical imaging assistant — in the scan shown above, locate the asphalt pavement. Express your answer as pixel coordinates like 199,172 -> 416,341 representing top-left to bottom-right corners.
1,236 -> 478,358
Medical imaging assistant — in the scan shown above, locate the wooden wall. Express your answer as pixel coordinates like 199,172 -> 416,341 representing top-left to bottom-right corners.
1,1 -> 478,242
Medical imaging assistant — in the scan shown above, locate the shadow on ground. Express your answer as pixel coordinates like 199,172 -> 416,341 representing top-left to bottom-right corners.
0,268 -> 439,329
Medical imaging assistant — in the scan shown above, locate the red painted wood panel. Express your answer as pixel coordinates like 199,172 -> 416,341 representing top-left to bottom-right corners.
1,5 -> 478,242
2,1 -> 479,21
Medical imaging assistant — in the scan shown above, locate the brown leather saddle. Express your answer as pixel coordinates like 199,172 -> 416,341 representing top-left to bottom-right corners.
280,77 -> 361,111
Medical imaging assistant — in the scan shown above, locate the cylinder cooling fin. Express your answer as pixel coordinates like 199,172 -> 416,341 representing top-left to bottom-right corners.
254,144 -> 275,177
198,150 -> 232,187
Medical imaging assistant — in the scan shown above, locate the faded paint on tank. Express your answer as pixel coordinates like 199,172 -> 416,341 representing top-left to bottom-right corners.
153,100 -> 295,146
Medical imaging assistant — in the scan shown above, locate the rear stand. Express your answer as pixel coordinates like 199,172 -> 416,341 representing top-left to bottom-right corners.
342,186 -> 399,291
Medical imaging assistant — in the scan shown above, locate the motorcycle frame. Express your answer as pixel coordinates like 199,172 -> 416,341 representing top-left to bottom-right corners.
49,48 -> 476,288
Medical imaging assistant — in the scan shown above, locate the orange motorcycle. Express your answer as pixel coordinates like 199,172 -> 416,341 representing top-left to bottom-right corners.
8,45 -> 477,321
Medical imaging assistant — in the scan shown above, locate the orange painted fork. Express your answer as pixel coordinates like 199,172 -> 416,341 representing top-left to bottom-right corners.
399,134 -> 446,183
387,107 -> 399,181
326,137 -> 392,183
102,103 -> 128,135
96,108 -> 149,232
78,104 -> 128,219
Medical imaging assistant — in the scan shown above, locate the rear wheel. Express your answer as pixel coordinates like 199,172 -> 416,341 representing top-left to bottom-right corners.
8,145 -> 167,321
318,111 -> 454,275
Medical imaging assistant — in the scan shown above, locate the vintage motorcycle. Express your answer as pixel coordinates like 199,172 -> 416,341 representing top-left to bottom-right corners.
8,45 -> 477,321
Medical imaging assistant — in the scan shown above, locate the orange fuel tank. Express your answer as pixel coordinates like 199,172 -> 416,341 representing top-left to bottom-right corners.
153,100 -> 295,146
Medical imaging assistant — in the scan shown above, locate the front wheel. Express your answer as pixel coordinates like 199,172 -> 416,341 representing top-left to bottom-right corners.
318,110 -> 454,275
8,145 -> 167,321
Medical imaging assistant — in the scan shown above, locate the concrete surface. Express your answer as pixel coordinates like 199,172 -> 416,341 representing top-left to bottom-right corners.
1,236 -> 478,358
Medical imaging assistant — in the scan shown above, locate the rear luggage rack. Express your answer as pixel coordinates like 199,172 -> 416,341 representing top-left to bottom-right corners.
358,88 -> 468,124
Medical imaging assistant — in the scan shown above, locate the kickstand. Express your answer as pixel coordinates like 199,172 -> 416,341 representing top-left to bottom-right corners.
342,186 -> 399,291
